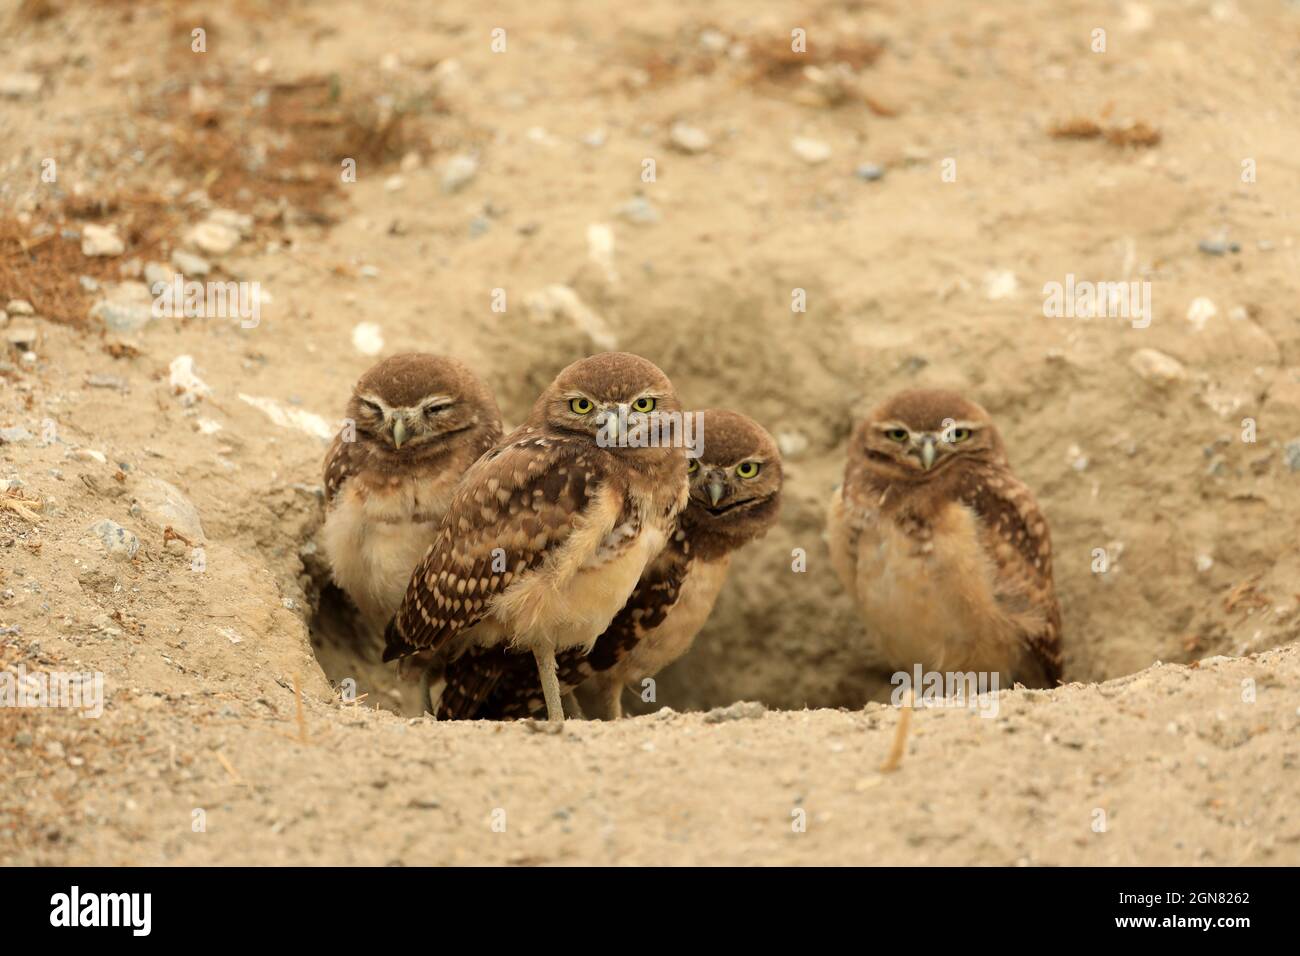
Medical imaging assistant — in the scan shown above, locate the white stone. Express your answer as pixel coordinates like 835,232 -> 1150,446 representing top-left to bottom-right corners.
524,285 -> 618,351
669,122 -> 711,154
1129,348 -> 1187,385
440,153 -> 478,193
0,72 -> 42,99
185,221 -> 241,256
81,224 -> 125,257
351,322 -> 385,356
1186,296 -> 1217,331
791,137 -> 832,164
171,250 -> 211,277
776,431 -> 809,458
169,355 -> 212,402
237,394 -> 334,440
983,270 -> 1019,300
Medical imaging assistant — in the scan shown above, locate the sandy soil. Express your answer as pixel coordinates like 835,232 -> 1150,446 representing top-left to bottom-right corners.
2,0 -> 1299,865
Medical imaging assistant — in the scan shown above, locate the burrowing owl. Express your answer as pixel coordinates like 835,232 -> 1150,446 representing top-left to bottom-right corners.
383,352 -> 689,722
437,409 -> 784,721
321,353 -> 503,634
826,389 -> 1062,687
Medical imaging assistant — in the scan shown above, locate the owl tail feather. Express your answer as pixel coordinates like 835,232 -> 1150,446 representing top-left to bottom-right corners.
382,617 -> 417,663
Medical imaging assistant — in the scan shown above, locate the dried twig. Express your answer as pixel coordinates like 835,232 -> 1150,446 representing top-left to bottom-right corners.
879,690 -> 913,773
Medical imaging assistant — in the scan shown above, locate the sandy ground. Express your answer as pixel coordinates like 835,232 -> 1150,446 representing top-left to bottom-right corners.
2,0 -> 1299,865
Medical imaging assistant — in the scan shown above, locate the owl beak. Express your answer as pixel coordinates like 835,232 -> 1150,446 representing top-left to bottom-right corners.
391,418 -> 408,449
596,408 -> 619,444
919,436 -> 937,471
707,477 -> 726,507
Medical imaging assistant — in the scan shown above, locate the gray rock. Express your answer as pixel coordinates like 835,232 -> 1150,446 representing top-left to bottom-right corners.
615,196 -> 661,225
1198,238 -> 1240,256
854,162 -> 886,181
131,476 -> 204,542
0,426 -> 33,444
702,700 -> 767,723
1284,439 -> 1300,472
91,298 -> 154,334
86,519 -> 140,560
87,374 -> 128,390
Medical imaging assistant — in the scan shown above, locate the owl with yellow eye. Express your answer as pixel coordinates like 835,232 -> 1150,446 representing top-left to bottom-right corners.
434,409 -> 785,721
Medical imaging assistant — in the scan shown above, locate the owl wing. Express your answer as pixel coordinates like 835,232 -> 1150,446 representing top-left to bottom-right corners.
322,431 -> 359,503
959,470 -> 1063,684
382,434 -> 609,662
439,536 -> 693,720
825,485 -> 863,601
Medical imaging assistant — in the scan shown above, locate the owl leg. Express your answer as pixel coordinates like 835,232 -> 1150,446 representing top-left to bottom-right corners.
561,693 -> 586,719
532,647 -> 564,723
589,673 -> 624,720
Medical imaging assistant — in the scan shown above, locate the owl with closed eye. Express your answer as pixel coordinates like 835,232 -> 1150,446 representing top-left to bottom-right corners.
827,389 -> 1062,688
321,353 -> 503,634
382,352 -> 690,723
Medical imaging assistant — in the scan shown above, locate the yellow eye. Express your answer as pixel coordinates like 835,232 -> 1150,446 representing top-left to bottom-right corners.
569,397 -> 594,415
736,461 -> 760,479
949,427 -> 972,443
884,428 -> 909,443
632,396 -> 656,413
687,459 -> 699,474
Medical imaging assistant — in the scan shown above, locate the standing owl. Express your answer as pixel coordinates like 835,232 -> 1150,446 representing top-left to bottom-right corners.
826,389 -> 1062,687
321,353 -> 503,635
382,352 -> 689,723
436,409 -> 784,721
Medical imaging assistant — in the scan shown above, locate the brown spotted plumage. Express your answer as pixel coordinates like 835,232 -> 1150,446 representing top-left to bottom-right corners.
384,352 -> 690,722
438,409 -> 784,720
827,389 -> 1062,687
320,353 -> 502,634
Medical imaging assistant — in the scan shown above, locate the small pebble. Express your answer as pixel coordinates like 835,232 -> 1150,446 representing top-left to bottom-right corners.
85,518 -> 140,560
1197,238 -> 1240,256
171,250 -> 211,277
1129,348 -> 1187,385
440,153 -> 479,193
854,162 -> 886,181
81,224 -> 125,257
669,122 -> 711,154
0,72 -> 42,99
791,137 -> 832,164
615,196 -> 660,226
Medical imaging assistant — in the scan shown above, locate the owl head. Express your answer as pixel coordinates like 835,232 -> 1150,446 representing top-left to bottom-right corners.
850,389 -> 1006,484
347,353 -> 502,457
679,409 -> 783,553
533,352 -> 684,454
